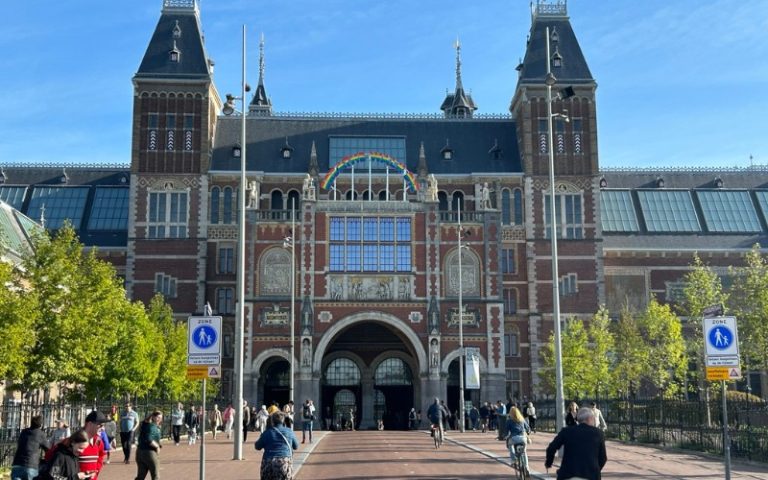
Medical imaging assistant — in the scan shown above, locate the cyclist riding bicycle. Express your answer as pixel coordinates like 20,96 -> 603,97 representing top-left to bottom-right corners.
505,406 -> 532,476
427,397 -> 448,442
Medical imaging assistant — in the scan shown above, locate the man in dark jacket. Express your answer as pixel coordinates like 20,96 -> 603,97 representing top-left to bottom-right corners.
545,407 -> 607,480
11,415 -> 50,479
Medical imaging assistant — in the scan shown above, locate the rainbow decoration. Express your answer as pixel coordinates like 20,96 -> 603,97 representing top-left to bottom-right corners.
321,152 -> 419,192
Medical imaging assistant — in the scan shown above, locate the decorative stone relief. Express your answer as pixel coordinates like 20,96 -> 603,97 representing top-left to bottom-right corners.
429,337 -> 440,369
208,225 -> 237,240
301,338 -> 312,367
260,249 -> 290,295
259,305 -> 289,326
408,312 -> 422,323
326,275 -> 413,301
318,311 -> 333,323
447,307 -> 480,327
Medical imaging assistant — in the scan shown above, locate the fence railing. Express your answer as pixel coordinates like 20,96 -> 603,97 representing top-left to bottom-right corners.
535,397 -> 768,463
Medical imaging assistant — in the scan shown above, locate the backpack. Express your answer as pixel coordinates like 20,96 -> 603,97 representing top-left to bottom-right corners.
303,405 -> 314,420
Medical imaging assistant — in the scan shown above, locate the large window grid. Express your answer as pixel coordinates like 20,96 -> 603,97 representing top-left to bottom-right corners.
218,246 -> 234,274
544,193 -> 583,239
374,358 -> 413,385
28,187 -> 89,229
637,190 -> 700,232
217,287 -> 234,314
325,358 -> 361,386
329,217 -> 412,272
697,190 -> 762,233
155,273 -> 177,298
148,191 -> 188,238
88,187 -> 129,230
329,137 -> 407,167
600,190 -> 640,232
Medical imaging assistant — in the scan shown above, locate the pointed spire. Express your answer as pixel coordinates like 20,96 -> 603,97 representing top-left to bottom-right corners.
440,37 -> 477,118
454,37 -> 463,91
417,141 -> 429,177
308,141 -> 319,177
249,32 -> 273,116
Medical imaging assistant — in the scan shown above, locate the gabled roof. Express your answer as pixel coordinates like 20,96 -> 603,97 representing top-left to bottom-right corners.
135,3 -> 212,80
210,115 -> 522,175
517,5 -> 594,86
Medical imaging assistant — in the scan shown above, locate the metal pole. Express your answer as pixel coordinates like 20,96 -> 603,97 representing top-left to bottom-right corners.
458,201 -> 465,433
290,197 -> 296,403
200,378 -> 206,480
722,380 -> 732,480
233,24 -> 246,460
545,26 -> 565,432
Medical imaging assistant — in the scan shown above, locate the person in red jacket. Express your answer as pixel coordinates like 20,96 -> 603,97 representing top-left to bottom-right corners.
78,410 -> 107,479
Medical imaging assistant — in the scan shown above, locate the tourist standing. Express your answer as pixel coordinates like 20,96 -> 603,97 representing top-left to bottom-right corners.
526,401 -> 537,433
565,402 -> 579,427
170,403 -> 184,445
185,405 -> 199,445
209,404 -> 223,440
301,399 -> 315,443
254,411 -> 298,480
119,403 -> 140,464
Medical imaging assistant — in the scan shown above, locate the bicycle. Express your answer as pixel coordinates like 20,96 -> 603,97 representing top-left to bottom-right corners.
508,441 -> 529,480
431,423 -> 444,449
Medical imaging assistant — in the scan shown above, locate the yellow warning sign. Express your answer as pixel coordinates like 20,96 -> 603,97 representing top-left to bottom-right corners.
706,367 -> 729,381
186,365 -> 209,380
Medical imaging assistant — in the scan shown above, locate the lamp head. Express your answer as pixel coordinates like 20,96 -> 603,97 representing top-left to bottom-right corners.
223,94 -> 237,115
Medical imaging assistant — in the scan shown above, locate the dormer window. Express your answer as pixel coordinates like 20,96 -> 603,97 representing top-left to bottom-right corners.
441,139 -> 453,160
232,143 -> 242,158
488,139 -> 503,160
169,41 -> 180,63
550,27 -> 559,43
173,20 -> 182,38
551,48 -> 563,68
280,137 -> 294,159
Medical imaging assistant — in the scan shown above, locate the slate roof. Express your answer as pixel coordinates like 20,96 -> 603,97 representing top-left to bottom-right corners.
135,6 -> 212,80
517,10 -> 594,85
210,116 -> 522,175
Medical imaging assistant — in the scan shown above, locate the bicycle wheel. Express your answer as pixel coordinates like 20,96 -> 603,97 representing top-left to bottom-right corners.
434,430 -> 439,449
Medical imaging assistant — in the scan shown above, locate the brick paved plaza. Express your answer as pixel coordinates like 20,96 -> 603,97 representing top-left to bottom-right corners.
98,429 -> 768,480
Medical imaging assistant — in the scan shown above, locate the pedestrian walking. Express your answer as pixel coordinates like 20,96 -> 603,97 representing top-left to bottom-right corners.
10,415 -> 50,480
36,430 -> 90,480
545,407 -> 607,480
469,404 -> 479,431
256,405 -> 270,434
50,420 -> 71,447
301,399 -> 315,443
222,403 -> 235,439
591,402 -> 607,431
209,404 -> 223,439
408,407 -> 418,430
242,400 -> 251,443
254,411 -> 298,480
79,410 -> 107,479
479,402 -> 490,433
185,405 -> 199,445
526,401 -> 537,433
135,410 -> 163,480
282,400 -> 295,429
119,403 -> 140,464
103,414 -> 117,463
565,401 -> 579,427
170,403 -> 184,445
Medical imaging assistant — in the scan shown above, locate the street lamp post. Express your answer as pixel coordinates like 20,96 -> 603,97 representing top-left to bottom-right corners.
457,201 -> 466,433
545,25 -> 566,432
283,198 -> 296,403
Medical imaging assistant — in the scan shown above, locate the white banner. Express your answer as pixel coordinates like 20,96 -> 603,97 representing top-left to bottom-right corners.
465,348 -> 480,389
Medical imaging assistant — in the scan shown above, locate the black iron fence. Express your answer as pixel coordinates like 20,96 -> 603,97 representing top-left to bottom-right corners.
535,396 -> 768,463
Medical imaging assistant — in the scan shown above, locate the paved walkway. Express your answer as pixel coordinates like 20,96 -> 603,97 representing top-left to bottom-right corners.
95,429 -> 768,480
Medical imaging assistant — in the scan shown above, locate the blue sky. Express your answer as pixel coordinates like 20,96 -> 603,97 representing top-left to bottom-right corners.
0,0 -> 766,168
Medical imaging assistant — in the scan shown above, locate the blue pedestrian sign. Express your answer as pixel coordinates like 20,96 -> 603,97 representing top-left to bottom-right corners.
703,316 -> 740,370
188,316 -> 222,366
708,326 -> 733,351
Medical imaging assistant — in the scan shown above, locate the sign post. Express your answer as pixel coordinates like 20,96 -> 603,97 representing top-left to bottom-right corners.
188,315 -> 222,480
703,316 -> 741,480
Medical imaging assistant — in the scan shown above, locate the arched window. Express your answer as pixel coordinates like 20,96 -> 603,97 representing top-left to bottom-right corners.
210,186 -> 220,224
451,192 -> 464,215
438,192 -> 449,211
345,189 -> 359,200
374,358 -> 413,386
378,190 -> 388,201
325,358 -> 361,386
287,190 -> 300,211
222,187 -> 233,224
501,188 -> 511,225
271,190 -> 284,218
513,188 -> 523,225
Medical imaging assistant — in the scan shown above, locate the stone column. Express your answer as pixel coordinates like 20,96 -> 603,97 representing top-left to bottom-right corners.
360,378 -> 375,429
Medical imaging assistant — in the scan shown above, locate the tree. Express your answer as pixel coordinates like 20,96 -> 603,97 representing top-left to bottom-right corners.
587,306 -> 616,400
0,258 -> 37,382
19,225 -> 121,390
147,295 -> 197,401
540,317 -> 592,400
613,307 -> 647,397
680,253 -> 728,389
729,245 -> 768,381
637,299 -> 688,397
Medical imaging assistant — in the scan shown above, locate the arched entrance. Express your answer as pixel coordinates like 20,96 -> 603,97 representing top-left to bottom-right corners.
261,358 -> 290,407
317,318 -> 423,430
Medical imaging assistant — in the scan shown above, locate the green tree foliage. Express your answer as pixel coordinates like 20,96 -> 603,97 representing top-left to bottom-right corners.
729,245 -> 768,375
587,306 -> 616,399
612,307 -> 647,396
637,299 -> 688,397
147,295 -> 197,401
680,254 -> 728,387
540,317 -> 592,399
0,259 -> 37,381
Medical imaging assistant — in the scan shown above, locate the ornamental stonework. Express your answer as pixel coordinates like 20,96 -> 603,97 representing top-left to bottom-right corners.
208,225 -> 237,240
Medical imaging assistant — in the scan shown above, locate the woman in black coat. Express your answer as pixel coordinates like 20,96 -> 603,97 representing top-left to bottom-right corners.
37,430 -> 93,480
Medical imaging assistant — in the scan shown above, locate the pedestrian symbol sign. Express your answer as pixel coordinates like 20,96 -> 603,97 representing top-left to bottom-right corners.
703,317 -> 739,358
188,316 -> 222,366
708,326 -> 733,351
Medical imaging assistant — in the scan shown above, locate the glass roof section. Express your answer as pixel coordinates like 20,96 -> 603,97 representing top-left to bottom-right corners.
329,137 -> 406,169
753,191 -> 768,226
88,187 -> 129,230
27,187 -> 89,230
0,186 -> 28,210
600,190 -> 639,232
637,190 -> 701,232
697,190 -> 762,233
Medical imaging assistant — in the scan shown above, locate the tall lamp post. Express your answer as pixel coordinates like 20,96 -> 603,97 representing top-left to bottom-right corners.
457,201 -> 466,433
545,25 -> 567,431
222,25 -> 248,460
283,197 -> 296,402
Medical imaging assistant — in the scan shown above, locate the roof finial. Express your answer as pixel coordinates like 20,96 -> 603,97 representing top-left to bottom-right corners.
454,37 -> 463,90
258,33 -> 266,86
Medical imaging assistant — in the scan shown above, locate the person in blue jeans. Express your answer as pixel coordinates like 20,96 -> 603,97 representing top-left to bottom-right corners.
301,399 -> 315,443
11,415 -> 50,480
255,411 -> 299,480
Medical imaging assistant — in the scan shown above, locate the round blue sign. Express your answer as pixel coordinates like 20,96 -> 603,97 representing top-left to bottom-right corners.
192,325 -> 217,349
708,325 -> 733,351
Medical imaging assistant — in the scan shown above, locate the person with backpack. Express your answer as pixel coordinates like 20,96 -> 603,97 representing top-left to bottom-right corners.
301,399 -> 316,443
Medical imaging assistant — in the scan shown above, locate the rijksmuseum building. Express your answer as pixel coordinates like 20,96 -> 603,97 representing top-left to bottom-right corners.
1,0 -> 766,427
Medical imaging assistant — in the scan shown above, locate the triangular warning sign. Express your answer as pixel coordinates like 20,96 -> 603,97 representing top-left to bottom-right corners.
729,368 -> 740,378
209,367 -> 218,376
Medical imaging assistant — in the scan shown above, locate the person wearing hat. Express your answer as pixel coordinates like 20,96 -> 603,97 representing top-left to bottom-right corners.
119,403 -> 140,464
78,410 -> 106,479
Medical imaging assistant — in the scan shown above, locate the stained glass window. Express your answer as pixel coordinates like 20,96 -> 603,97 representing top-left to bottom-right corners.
88,187 -> 129,230
637,190 -> 700,232
28,187 -> 89,229
697,190 -> 761,233
600,190 -> 639,232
